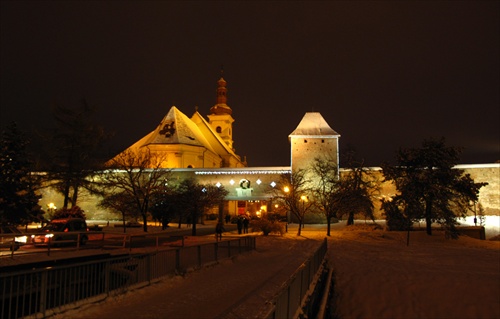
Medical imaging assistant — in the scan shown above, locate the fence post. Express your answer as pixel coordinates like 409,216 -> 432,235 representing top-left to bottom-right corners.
39,270 -> 48,316
197,245 -> 202,268
175,249 -> 181,273
104,260 -> 110,296
147,254 -> 152,284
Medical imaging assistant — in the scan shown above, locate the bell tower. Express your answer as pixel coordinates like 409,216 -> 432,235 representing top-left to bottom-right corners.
208,75 -> 235,151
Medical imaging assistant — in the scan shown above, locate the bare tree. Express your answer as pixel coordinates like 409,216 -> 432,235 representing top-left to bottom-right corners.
339,161 -> 378,225
269,169 -> 313,236
310,157 -> 339,236
98,148 -> 171,232
175,178 -> 228,236
98,191 -> 138,233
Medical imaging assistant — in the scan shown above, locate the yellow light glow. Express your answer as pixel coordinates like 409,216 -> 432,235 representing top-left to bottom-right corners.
301,195 -> 308,202
284,186 -> 290,193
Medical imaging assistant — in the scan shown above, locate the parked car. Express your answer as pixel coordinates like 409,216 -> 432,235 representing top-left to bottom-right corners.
31,218 -> 89,246
0,225 -> 28,251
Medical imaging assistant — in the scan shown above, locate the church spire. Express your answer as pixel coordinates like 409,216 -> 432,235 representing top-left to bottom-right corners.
208,72 -> 235,152
210,69 -> 232,115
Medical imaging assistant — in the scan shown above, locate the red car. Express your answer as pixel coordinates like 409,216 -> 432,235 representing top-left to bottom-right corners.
31,218 -> 89,246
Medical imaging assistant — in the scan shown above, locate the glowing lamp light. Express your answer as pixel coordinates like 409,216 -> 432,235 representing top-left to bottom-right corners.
284,186 -> 290,193
256,179 -> 262,185
229,179 -> 235,185
270,181 -> 276,187
216,182 -> 221,188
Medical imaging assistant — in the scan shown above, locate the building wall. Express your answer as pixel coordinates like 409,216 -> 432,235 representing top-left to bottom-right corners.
290,136 -> 339,172
37,164 -> 499,222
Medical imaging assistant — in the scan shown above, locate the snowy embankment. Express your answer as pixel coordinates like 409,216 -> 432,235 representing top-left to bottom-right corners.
50,221 -> 499,319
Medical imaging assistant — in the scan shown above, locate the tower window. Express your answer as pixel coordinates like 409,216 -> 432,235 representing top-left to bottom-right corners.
216,126 -> 222,133
322,139 -> 324,143
304,139 -> 308,143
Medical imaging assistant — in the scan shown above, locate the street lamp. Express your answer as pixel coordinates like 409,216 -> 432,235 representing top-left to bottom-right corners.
283,186 -> 290,230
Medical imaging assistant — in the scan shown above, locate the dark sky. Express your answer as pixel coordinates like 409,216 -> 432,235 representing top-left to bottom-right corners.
1,1 -> 499,167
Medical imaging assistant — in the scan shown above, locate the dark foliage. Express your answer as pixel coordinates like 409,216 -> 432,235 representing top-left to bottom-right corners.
382,138 -> 486,237
0,122 -> 43,225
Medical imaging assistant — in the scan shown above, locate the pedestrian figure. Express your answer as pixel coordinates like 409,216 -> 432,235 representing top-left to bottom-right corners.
237,217 -> 243,234
243,217 -> 249,234
215,222 -> 225,241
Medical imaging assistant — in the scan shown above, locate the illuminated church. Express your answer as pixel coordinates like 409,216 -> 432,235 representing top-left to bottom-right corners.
110,77 -> 247,169
39,76 -> 499,220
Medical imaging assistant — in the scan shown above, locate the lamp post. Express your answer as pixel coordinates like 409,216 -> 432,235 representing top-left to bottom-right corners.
300,195 -> 308,228
284,186 -> 290,230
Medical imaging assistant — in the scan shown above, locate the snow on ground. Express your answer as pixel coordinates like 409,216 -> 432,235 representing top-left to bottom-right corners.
47,221 -> 500,319
327,224 -> 500,319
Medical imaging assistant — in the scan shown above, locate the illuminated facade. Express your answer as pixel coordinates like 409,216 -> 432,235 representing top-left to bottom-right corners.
37,77 -> 500,220
109,77 -> 246,169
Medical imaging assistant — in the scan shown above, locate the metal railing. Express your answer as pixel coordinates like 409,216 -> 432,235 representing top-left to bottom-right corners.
0,236 -> 256,319
264,238 -> 328,319
1,231 -> 194,258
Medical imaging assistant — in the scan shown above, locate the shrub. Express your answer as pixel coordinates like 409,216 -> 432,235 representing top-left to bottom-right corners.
52,206 -> 86,220
250,218 -> 285,236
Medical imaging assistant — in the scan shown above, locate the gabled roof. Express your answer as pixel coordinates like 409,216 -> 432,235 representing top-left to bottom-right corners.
128,106 -> 217,153
289,112 -> 340,138
190,111 -> 239,158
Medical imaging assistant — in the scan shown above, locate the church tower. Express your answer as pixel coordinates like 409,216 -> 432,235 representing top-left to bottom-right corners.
208,76 -> 235,151
289,112 -> 340,173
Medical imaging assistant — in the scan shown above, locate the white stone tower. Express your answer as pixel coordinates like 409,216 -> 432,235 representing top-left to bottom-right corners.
289,112 -> 340,172
207,76 -> 235,152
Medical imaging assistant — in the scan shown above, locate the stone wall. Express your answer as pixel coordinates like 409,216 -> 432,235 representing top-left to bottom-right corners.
36,163 -> 499,221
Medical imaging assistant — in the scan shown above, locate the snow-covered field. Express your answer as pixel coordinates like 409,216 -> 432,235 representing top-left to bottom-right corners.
49,221 -> 499,319
327,224 -> 499,319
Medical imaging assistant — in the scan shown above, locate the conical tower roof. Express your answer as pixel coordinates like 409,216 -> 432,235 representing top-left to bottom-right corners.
289,112 -> 340,138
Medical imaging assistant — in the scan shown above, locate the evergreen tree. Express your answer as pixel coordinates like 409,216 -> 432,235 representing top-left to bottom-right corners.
382,138 -> 486,237
0,122 -> 43,225
43,99 -> 106,208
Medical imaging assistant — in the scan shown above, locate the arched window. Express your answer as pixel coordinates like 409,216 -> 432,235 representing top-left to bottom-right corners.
216,126 -> 222,133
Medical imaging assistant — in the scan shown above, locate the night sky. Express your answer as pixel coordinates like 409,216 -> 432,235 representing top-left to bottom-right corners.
1,1 -> 498,167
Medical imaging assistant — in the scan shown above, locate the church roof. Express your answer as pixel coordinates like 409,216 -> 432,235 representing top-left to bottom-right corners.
288,112 -> 340,138
127,106 -> 217,153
